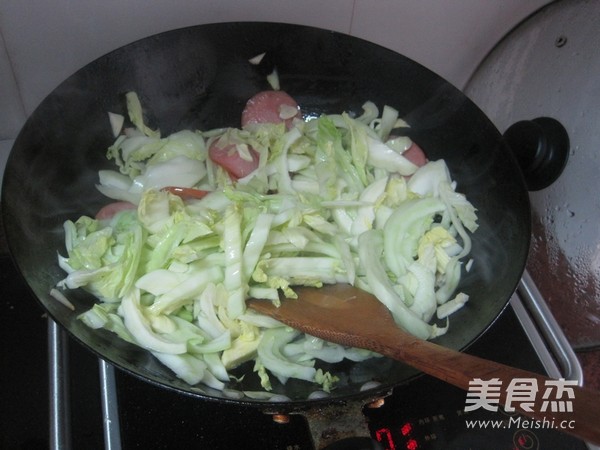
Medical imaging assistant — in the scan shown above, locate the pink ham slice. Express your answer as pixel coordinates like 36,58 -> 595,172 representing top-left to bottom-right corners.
241,90 -> 301,129
208,142 -> 260,179
387,134 -> 428,169
403,142 -> 428,167
210,90 -> 301,179
95,201 -> 137,220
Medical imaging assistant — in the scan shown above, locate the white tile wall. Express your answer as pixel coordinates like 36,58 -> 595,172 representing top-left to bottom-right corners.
0,0 -> 551,192
0,31 -> 26,139
351,0 -> 551,90
0,140 -> 14,190
0,0 -> 355,118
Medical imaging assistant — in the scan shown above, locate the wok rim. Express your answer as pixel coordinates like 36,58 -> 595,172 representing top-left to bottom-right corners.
1,21 -> 531,409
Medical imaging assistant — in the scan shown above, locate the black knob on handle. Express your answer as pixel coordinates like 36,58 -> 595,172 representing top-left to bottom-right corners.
503,117 -> 570,191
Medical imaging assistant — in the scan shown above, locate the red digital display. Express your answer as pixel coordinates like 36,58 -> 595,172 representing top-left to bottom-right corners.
375,428 -> 396,450
401,423 -> 413,436
406,438 -> 419,450
374,422 -> 421,450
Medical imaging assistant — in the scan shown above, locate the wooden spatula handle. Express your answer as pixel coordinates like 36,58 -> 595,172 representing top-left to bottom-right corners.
376,332 -> 600,446
248,286 -> 600,446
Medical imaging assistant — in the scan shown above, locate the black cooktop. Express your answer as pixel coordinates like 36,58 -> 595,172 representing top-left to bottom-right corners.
1,254 -> 589,450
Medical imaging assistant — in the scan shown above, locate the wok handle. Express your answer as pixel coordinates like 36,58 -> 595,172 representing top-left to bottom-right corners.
377,331 -> 600,446
291,398 -> 385,450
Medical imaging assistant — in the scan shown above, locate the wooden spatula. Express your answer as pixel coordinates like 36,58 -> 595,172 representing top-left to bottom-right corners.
247,284 -> 600,445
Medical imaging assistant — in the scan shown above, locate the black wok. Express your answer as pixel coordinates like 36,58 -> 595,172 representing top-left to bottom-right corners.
2,21 -> 530,420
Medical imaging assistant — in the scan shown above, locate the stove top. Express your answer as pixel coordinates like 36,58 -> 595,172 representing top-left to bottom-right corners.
0,254 -> 591,449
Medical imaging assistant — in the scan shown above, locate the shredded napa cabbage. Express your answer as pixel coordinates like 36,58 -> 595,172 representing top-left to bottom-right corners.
56,92 -> 478,395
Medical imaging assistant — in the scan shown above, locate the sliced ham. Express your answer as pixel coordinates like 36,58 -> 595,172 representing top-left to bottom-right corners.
161,186 -> 211,200
403,142 -> 428,167
95,201 -> 137,220
387,135 -> 428,170
208,142 -> 260,179
241,90 -> 301,129
210,90 -> 301,179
